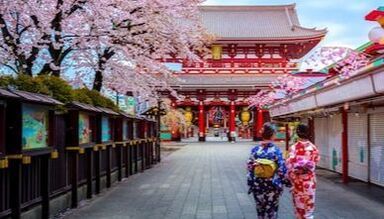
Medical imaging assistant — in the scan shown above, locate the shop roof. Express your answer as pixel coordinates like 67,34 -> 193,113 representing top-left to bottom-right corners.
96,106 -> 119,116
0,88 -> 63,105
119,111 -> 136,119
69,101 -> 103,112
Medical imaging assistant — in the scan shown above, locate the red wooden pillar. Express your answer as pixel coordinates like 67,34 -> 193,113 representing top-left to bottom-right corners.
198,101 -> 205,142
254,109 -> 264,141
342,108 -> 349,184
263,110 -> 271,123
253,108 -> 258,141
229,101 -> 236,142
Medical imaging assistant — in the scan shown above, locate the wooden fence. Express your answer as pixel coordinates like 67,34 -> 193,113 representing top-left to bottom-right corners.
0,89 -> 160,219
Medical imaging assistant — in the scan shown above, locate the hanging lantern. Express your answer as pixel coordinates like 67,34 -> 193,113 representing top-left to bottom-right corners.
184,107 -> 193,126
240,107 -> 251,126
368,26 -> 384,44
211,45 -> 222,60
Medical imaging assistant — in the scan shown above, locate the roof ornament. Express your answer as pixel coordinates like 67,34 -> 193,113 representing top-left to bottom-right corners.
366,6 -> 384,45
285,7 -> 295,31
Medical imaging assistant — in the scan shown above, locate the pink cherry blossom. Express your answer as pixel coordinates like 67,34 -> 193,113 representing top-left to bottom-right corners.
0,0 -> 210,100
249,47 -> 370,109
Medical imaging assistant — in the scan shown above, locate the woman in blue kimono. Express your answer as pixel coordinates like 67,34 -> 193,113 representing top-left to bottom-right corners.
247,123 -> 289,219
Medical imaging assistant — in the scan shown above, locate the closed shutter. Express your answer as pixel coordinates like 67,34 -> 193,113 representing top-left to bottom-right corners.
348,114 -> 368,182
369,113 -> 384,186
328,114 -> 342,173
315,117 -> 330,169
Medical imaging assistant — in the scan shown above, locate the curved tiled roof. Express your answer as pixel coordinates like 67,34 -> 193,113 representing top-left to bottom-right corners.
199,4 -> 327,41
0,88 -> 63,105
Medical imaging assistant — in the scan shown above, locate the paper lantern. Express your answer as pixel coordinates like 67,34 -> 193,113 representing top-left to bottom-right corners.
240,107 -> 251,126
211,45 -> 222,60
368,26 -> 384,43
184,107 -> 193,126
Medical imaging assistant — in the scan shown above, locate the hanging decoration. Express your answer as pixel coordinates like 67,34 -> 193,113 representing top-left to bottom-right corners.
366,7 -> 384,44
211,45 -> 223,60
208,106 -> 226,127
240,107 -> 251,126
184,107 -> 194,126
368,27 -> 384,44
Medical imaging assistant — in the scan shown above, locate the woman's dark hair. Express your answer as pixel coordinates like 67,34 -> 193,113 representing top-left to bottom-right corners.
296,124 -> 310,139
261,123 -> 276,140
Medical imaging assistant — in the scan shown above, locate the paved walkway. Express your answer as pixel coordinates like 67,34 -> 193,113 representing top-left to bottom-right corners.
64,142 -> 384,219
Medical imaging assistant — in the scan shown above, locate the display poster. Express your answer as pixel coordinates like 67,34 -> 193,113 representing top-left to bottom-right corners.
101,116 -> 111,142
120,96 -> 136,116
22,104 -> 49,149
79,112 -> 91,144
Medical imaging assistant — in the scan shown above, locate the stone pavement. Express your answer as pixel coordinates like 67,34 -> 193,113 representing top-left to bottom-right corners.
64,142 -> 384,219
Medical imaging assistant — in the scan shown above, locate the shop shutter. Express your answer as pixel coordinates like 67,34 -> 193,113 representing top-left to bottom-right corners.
314,117 -> 330,169
328,114 -> 343,173
369,113 -> 384,186
348,114 -> 368,182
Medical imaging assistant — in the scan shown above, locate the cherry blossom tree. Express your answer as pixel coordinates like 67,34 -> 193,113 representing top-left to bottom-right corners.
0,0 -> 91,76
271,74 -> 306,96
70,0 -> 210,95
333,51 -> 369,79
0,0 -> 211,101
247,91 -> 275,109
161,99 -> 186,136
249,47 -> 371,109
248,74 -> 306,108
302,46 -> 370,78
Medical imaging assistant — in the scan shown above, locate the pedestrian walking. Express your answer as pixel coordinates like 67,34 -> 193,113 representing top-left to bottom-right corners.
247,123 -> 289,219
286,124 -> 320,219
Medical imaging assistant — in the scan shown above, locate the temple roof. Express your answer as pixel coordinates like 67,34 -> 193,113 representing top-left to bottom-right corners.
199,4 -> 327,41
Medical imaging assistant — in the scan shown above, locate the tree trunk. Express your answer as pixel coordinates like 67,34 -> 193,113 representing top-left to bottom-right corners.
93,69 -> 103,92
52,66 -> 61,77
92,48 -> 115,92
38,64 -> 52,75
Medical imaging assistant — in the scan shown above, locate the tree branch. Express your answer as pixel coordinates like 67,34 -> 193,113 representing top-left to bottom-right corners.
0,63 -> 18,74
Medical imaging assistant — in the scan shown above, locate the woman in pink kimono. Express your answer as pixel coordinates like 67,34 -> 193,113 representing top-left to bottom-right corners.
286,124 -> 320,219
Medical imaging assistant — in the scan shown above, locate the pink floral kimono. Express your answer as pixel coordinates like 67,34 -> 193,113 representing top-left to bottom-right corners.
286,140 -> 320,219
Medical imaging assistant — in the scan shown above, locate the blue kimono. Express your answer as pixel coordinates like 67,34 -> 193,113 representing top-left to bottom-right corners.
247,142 -> 288,219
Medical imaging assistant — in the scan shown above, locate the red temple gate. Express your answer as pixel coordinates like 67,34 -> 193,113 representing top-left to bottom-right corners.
165,5 -> 326,142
